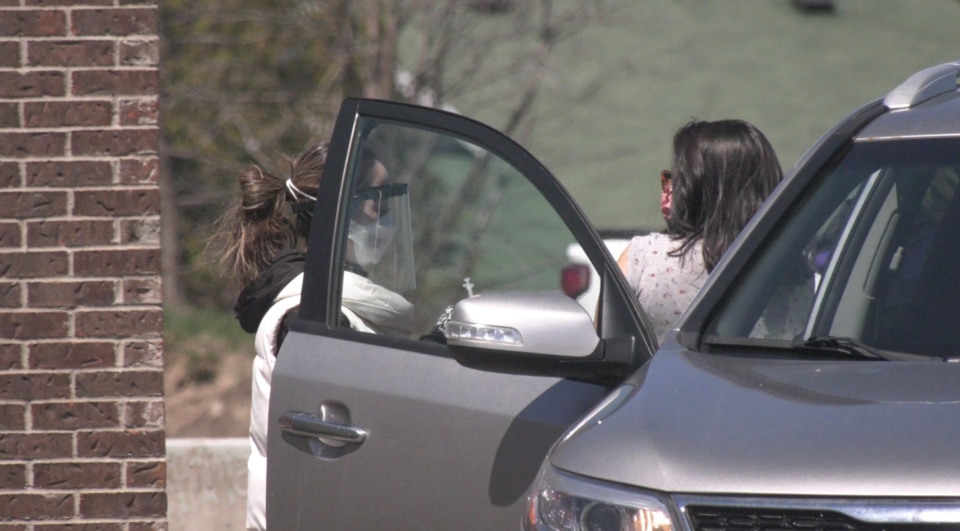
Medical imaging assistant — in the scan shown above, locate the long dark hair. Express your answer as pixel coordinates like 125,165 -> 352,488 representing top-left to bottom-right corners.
667,119 -> 782,272
212,143 -> 329,285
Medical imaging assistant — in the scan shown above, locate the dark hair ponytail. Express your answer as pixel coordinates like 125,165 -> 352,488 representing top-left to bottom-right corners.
212,142 -> 328,286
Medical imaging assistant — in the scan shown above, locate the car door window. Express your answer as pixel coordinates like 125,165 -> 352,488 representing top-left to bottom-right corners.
339,117 -> 586,338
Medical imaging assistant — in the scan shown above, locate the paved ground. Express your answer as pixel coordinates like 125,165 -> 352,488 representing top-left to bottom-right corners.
461,0 -> 960,230
166,438 -> 247,530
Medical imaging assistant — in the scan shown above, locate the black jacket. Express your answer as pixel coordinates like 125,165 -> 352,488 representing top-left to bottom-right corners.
234,252 -> 306,347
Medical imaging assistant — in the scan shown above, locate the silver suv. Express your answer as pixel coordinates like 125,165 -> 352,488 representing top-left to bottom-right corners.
526,61 -> 960,530
267,61 -> 960,530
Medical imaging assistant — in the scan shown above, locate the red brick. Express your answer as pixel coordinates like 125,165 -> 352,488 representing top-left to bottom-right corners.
24,101 -> 111,128
27,40 -> 114,67
120,218 -> 159,245
26,160 -> 112,187
0,283 -> 21,308
0,344 -> 22,370
73,189 -> 159,216
74,249 -> 160,276
74,309 -> 162,338
79,491 -> 164,519
119,99 -> 157,126
0,72 -> 65,98
0,433 -> 72,460
0,223 -> 21,248
118,158 -> 158,184
0,251 -> 69,278
73,8 -> 157,36
0,405 -> 26,431
120,39 -> 158,67
72,130 -> 157,157
0,132 -> 66,158
0,11 -> 67,37
29,342 -> 115,370
0,102 -> 17,127
0,41 -> 20,68
0,191 -> 68,219
76,429 -> 163,458
32,401 -> 120,430
34,462 -> 121,489
0,373 -> 71,400
122,341 -> 161,367
0,163 -> 19,188
0,311 -> 69,339
123,400 -> 163,429
126,460 -> 164,488
28,0 -> 113,5
122,278 -> 160,304
33,524 -> 123,531
0,494 -> 73,520
27,220 -> 115,248
0,464 -> 26,489
76,370 -> 162,398
71,70 -> 157,97
27,281 -> 115,307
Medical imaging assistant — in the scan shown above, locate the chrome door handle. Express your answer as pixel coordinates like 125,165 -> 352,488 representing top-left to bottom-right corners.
278,411 -> 367,444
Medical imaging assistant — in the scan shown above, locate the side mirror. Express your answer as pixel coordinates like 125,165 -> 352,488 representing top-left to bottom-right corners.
445,291 -> 633,382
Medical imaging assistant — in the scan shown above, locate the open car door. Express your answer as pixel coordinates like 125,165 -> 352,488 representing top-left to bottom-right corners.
266,99 -> 656,529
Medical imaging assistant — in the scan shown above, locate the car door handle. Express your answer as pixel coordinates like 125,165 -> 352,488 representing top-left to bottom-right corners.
278,411 -> 367,444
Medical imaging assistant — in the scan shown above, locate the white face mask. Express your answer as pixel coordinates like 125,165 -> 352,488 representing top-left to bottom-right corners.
348,213 -> 397,268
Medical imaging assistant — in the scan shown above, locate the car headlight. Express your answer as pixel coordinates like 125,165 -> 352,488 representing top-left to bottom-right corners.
525,466 -> 675,531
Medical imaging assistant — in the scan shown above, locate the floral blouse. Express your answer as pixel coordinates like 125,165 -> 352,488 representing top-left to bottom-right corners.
624,233 -> 708,345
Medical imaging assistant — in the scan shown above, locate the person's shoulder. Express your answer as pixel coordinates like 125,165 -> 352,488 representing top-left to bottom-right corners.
625,232 -> 668,276
630,231 -> 673,252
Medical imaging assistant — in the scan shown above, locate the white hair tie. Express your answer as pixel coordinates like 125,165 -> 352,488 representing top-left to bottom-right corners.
285,179 -> 317,202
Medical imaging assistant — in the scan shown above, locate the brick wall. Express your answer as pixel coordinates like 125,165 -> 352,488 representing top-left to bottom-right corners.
0,1 -> 165,529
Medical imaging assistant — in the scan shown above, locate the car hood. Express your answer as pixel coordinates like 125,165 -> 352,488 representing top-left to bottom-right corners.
548,349 -> 960,497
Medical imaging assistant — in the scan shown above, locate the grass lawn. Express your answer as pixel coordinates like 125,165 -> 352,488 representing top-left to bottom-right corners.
455,0 -> 960,231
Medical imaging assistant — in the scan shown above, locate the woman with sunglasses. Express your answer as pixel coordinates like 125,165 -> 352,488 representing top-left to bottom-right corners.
212,143 -> 413,531
618,119 -> 783,344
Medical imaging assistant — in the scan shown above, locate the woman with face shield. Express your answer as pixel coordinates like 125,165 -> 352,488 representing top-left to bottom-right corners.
211,143 -> 413,531
344,148 -> 417,301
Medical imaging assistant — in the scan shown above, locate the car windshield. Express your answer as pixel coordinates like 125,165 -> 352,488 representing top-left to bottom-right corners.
706,137 -> 960,359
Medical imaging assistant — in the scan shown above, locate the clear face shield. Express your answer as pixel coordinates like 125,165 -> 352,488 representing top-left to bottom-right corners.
347,183 -> 416,294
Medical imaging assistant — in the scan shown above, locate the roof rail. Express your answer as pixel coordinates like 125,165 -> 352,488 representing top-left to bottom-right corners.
884,61 -> 960,110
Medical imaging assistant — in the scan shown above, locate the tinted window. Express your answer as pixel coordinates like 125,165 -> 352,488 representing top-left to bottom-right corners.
708,138 -> 960,357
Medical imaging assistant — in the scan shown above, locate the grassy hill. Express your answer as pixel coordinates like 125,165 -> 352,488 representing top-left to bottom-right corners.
458,0 -> 960,231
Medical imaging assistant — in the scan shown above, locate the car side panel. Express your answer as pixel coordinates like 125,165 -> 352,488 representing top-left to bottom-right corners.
267,331 -> 607,530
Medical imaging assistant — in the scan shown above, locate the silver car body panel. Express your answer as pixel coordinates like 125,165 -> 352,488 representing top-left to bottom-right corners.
268,331 -> 607,529
860,88 -> 960,141
549,348 -> 960,497
883,61 -> 960,110
447,291 -> 600,356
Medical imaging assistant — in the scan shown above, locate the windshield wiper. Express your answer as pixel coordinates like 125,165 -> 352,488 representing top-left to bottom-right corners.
791,336 -> 891,361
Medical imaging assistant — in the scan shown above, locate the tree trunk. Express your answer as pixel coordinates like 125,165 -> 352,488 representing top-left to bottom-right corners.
159,136 -> 186,309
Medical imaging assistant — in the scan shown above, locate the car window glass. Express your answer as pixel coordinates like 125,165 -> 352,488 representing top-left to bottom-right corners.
337,117 -> 590,339
708,138 -> 960,357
